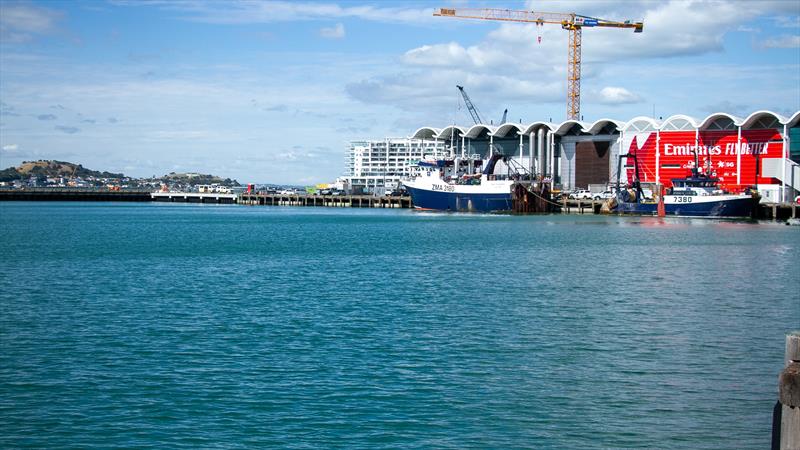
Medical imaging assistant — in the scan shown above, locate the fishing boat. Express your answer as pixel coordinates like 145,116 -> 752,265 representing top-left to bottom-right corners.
610,153 -> 757,218
402,154 -> 517,212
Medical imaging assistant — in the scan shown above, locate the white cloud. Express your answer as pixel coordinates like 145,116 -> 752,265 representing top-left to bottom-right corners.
761,35 -> 800,49
346,68 -> 564,117
320,23 -> 345,39
509,1 -> 785,60
147,130 -> 214,141
597,87 -> 642,105
403,43 -> 471,67
399,0 -> 764,76
2,144 -> 19,151
114,1 -> 434,25
525,0 -> 798,21
352,0 -> 800,122
775,16 -> 800,28
0,3 -> 61,43
736,25 -> 760,33
55,125 -> 80,134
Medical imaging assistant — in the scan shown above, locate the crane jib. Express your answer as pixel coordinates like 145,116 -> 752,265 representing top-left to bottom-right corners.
436,7 -> 644,120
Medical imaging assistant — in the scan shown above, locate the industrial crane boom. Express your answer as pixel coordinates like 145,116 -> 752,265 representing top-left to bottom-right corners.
457,85 -> 484,125
435,8 -> 643,120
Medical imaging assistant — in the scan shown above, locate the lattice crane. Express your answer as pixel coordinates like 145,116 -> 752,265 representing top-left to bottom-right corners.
457,85 -> 485,125
435,8 -> 643,120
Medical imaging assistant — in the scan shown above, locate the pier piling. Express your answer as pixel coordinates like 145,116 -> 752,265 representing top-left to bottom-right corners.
774,332 -> 800,450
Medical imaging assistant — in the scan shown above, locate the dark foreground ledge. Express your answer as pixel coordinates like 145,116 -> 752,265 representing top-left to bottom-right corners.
0,188 -> 152,202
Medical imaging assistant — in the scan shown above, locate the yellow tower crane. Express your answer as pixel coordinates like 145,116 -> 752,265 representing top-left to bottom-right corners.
434,8 -> 643,121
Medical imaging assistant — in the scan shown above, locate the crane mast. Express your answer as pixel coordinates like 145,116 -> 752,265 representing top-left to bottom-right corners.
457,85 -> 484,125
436,8 -> 643,120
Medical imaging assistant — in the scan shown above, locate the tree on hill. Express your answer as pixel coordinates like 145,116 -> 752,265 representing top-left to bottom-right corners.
0,167 -> 22,182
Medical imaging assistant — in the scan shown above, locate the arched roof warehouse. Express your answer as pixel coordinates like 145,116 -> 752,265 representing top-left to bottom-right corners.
410,110 -> 800,140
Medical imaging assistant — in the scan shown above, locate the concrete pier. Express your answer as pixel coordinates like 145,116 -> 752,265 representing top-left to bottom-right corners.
150,192 -> 237,204
238,193 -> 412,209
760,202 -> 798,221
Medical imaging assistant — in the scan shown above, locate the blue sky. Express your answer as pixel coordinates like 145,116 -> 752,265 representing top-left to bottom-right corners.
1,0 -> 799,184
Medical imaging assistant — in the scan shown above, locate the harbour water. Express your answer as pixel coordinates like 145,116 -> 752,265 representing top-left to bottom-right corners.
1,202 -> 798,449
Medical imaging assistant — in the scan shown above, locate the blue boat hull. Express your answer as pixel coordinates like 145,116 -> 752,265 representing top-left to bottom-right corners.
406,186 -> 513,212
614,197 -> 754,217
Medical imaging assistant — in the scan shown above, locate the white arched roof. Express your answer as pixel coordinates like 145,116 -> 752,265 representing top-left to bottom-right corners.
408,110 -> 799,140
410,127 -> 440,140
660,114 -> 700,131
585,118 -> 625,135
554,120 -> 590,135
491,123 -> 525,138
698,112 -> 743,130
622,116 -> 661,133
435,125 -> 466,140
464,124 -> 495,139
520,122 -> 557,135
740,110 -> 788,129
787,111 -> 800,128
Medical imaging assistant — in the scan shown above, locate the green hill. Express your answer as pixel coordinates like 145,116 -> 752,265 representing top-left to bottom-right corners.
0,160 -> 125,182
160,172 -> 240,186
0,160 -> 240,186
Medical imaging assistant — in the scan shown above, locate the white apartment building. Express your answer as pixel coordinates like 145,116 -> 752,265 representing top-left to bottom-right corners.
341,138 -> 448,193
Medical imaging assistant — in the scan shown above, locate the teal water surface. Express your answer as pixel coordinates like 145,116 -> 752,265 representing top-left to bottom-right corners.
1,202 -> 798,449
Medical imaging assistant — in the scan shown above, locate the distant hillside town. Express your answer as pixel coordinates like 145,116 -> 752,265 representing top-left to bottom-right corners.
0,160 -> 240,192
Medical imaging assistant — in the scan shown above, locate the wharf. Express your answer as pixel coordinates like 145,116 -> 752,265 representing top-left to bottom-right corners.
151,192 -> 237,204
759,202 -> 798,220
0,188 -> 151,202
239,193 -> 412,208
558,198 -> 605,215
556,197 -> 798,220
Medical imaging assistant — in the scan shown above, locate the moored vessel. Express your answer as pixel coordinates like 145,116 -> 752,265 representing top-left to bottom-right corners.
610,153 -> 757,218
402,154 -> 518,212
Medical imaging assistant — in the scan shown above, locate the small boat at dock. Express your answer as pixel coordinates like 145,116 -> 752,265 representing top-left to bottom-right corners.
610,153 -> 757,218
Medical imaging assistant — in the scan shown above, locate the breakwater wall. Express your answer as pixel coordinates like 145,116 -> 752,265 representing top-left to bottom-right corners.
0,188 -> 151,202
